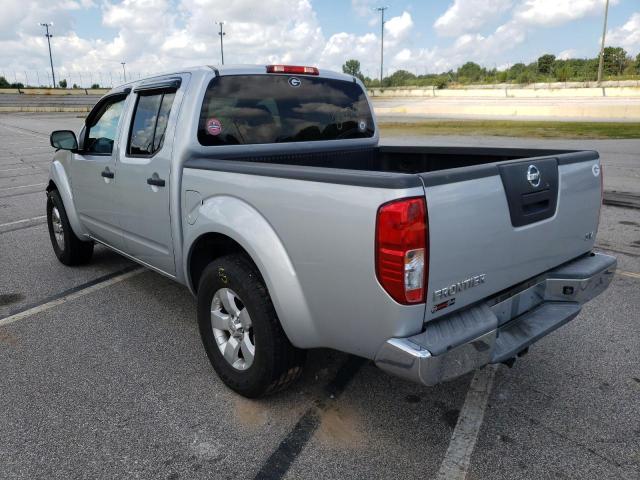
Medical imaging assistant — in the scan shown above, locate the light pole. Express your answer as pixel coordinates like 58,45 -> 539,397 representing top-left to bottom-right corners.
374,6 -> 388,87
39,22 -> 56,88
121,62 -> 127,83
216,21 -> 226,65
597,0 -> 610,84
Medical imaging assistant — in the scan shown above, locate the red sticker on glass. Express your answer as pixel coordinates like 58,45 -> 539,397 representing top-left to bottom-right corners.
206,118 -> 222,136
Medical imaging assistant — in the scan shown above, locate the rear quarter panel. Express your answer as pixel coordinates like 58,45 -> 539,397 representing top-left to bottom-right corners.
182,168 -> 426,359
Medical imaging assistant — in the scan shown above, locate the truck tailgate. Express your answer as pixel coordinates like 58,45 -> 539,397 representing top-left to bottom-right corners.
421,152 -> 602,321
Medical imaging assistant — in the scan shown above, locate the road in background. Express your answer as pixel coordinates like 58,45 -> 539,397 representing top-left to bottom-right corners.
0,112 -> 639,479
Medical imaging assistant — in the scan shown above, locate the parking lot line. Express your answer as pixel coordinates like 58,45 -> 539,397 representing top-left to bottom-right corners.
0,122 -> 49,140
618,270 -> 640,280
0,266 -> 143,328
254,356 -> 365,480
0,182 -> 47,191
0,215 -> 46,228
436,365 -> 497,480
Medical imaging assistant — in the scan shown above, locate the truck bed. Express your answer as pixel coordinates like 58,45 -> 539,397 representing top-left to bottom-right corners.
186,145 -> 596,179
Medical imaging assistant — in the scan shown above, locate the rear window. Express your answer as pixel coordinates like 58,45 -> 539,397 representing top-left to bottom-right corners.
198,75 -> 374,146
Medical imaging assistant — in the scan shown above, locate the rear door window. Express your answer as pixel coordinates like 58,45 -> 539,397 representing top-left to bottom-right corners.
128,92 -> 176,156
198,75 -> 374,146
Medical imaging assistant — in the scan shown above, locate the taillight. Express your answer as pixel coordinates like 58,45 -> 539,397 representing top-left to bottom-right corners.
376,197 -> 428,304
266,65 -> 319,75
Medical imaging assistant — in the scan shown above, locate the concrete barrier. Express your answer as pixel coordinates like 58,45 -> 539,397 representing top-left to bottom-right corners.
0,88 -> 110,96
373,99 -> 640,121
368,84 -> 640,98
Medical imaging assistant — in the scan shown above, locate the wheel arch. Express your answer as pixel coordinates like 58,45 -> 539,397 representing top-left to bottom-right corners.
48,160 -> 89,238
183,195 -> 320,349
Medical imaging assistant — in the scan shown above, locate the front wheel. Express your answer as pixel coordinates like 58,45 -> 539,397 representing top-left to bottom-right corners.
46,189 -> 94,265
197,254 -> 305,397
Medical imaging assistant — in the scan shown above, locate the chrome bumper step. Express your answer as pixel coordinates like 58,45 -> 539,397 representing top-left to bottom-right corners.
491,302 -> 580,364
375,252 -> 617,386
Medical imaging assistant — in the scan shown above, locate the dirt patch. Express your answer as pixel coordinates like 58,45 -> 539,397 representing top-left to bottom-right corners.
233,397 -> 271,427
0,329 -> 18,346
317,405 -> 363,448
233,396 -> 306,429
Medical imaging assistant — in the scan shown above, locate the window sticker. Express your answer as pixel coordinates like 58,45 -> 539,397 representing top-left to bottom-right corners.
206,118 -> 223,136
288,77 -> 301,87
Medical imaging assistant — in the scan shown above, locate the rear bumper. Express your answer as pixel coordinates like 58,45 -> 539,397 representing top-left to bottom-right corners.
374,252 -> 617,386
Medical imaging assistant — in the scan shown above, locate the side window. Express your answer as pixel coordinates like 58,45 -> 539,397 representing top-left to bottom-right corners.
85,98 -> 125,155
128,92 -> 176,156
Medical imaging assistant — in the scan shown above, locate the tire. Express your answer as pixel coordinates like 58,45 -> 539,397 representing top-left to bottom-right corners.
197,254 -> 305,397
46,189 -> 94,266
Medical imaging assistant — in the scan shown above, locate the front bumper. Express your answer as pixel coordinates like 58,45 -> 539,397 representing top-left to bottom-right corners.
374,252 -> 617,386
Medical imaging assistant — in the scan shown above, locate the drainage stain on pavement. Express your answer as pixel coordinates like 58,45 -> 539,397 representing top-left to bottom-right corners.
442,409 -> 461,429
0,293 -> 24,306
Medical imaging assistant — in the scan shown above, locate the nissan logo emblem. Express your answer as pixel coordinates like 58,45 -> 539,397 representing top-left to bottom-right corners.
527,165 -> 541,187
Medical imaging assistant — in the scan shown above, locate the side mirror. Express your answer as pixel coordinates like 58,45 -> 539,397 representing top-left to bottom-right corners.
50,130 -> 78,151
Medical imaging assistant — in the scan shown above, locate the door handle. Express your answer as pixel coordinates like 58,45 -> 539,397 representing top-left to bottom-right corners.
101,169 -> 114,179
147,177 -> 166,187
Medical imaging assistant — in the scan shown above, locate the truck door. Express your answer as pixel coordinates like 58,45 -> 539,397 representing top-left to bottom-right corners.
72,92 -> 129,250
116,78 -> 183,276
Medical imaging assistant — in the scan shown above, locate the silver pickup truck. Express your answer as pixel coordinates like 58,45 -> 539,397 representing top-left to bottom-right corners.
47,65 -> 616,397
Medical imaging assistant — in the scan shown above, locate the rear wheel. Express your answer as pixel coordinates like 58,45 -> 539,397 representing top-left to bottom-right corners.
46,189 -> 94,265
197,254 -> 305,397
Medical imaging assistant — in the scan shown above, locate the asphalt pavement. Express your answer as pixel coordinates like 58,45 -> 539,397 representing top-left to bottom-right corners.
0,113 -> 639,479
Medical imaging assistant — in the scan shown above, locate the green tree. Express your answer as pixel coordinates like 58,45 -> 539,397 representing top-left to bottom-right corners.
434,75 -> 449,89
58,79 -> 67,88
603,47 -> 628,76
385,69 -> 416,87
0,76 -> 9,88
537,54 -> 556,75
517,70 -> 535,84
507,63 -> 526,81
91,83 -> 100,89
457,61 -> 484,82
342,59 -> 364,81
635,53 -> 640,74
555,64 -> 572,82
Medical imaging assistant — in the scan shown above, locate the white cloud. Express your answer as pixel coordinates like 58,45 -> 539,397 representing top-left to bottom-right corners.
557,49 -> 577,60
352,0 -> 375,18
385,11 -> 414,44
432,0 -> 619,69
606,12 -> 640,54
515,0 -> 616,27
434,0 -> 513,37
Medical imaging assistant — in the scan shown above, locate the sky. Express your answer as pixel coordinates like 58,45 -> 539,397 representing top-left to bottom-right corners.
1,0 -> 639,85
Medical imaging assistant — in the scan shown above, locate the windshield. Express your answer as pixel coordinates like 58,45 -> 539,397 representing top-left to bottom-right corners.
198,74 -> 374,146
